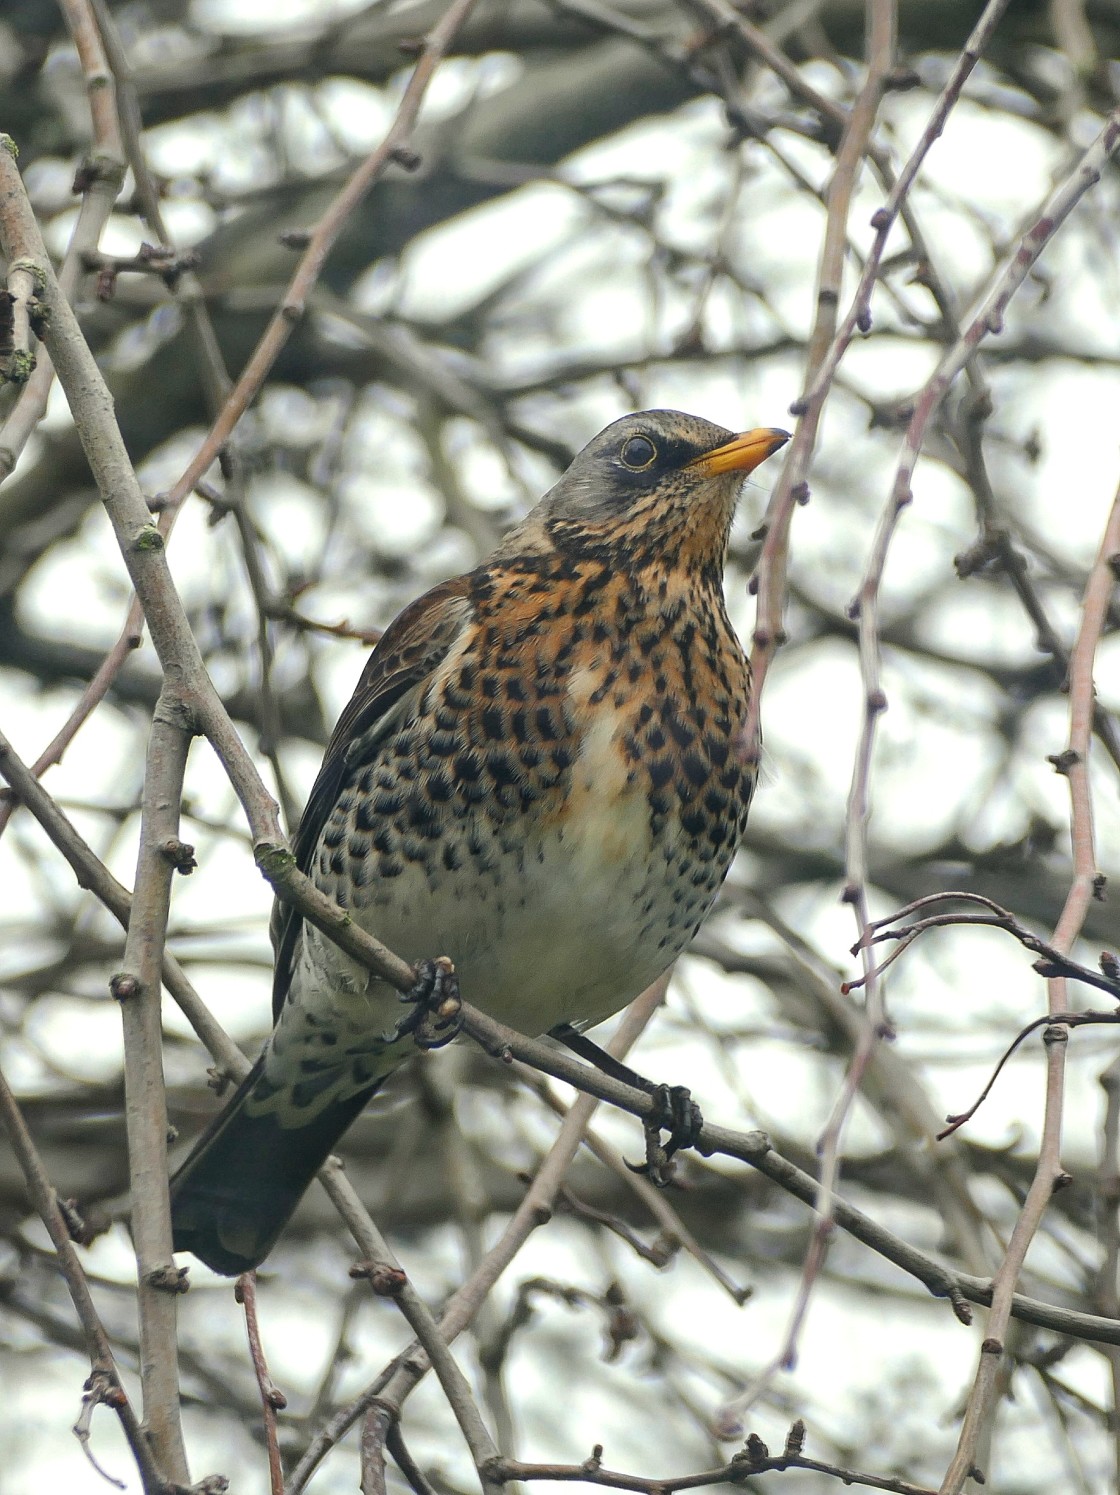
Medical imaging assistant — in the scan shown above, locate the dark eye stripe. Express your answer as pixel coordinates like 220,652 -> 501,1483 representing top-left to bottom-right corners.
620,435 -> 657,469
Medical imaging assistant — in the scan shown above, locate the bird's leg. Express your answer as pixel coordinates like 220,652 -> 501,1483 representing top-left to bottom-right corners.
549,1022 -> 703,1184
390,956 -> 463,1050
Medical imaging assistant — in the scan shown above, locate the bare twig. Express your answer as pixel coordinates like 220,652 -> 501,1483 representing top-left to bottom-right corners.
937,1009 -> 1120,1142
235,1273 -> 287,1495
719,1 -> 899,1431
847,891 -> 1120,1002
115,692 -> 193,1481
360,1402 -> 392,1495
938,472 -> 1120,1492
685,0 -> 850,141
1095,1053 -> 1120,1492
159,0 -> 483,518
0,0 -> 125,475
488,1434 -> 939,1495
800,0 -> 1013,412
0,1061 -> 172,1495
952,505 -> 1120,779
327,1161 -> 505,1495
740,9 -> 893,766
385,1421 -> 437,1495
57,0 -> 124,161
73,1370 -> 128,1490
792,101 -> 1120,1495
88,0 -> 231,414
887,109 -> 1120,529
415,1055 -> 521,1463
0,0 -> 234,826
0,257 -> 39,386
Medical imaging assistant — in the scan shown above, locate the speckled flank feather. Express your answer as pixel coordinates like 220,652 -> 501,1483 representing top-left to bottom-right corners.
170,410 -> 786,1274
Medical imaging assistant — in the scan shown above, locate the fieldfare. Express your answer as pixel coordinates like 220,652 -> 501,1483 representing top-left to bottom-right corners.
170,409 -> 788,1274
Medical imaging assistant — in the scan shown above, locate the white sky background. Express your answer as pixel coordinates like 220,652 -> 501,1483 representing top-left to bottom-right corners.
4,10 -> 1120,1494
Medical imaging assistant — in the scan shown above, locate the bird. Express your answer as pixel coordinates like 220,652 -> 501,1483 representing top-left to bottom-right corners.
170,409 -> 788,1275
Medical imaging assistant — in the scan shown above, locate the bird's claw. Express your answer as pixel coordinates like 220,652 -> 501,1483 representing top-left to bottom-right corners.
389,956 -> 462,1050
626,1083 -> 703,1186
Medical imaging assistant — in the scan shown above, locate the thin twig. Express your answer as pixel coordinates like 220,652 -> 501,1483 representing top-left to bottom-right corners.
799,0 -> 1013,412
0,0 -> 125,476
938,1010 -> 1120,1142
88,0 -> 231,413
846,893 -> 1120,1002
328,1165 -> 505,1495
886,108 -> 1120,529
115,691 -> 193,1481
1095,1052 -> 1120,1492
360,1402 -> 392,1495
938,472 -> 1120,1492
235,1272 -> 287,1495
720,1 -> 899,1430
416,1056 -> 522,1466
488,1442 -> 938,1495
159,0 -> 484,518
73,1371 -> 128,1490
804,103 -> 1120,1495
0,135 -> 292,898
0,1060 -> 171,1494
385,1420 -> 437,1495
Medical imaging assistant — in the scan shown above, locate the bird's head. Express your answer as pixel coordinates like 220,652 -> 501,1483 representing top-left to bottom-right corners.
533,409 -> 789,575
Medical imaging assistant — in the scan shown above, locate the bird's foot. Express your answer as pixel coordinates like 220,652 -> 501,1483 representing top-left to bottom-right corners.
627,1083 -> 703,1186
547,1025 -> 702,1185
390,956 -> 462,1050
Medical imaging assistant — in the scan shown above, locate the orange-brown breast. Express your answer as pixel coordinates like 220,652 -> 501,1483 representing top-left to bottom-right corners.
457,550 -> 756,903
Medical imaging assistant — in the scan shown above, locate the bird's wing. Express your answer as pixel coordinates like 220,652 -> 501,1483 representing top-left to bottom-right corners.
270,574 -> 475,1019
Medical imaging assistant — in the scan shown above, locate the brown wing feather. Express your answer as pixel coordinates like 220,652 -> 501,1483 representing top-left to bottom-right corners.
270,574 -> 474,1019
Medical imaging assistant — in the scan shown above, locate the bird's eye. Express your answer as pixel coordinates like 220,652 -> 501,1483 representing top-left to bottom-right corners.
620,435 -> 657,470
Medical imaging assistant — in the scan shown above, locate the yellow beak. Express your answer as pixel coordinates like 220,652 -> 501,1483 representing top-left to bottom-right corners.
687,427 -> 789,477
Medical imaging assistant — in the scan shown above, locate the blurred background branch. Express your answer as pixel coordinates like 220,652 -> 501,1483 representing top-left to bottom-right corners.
4,1 -> 1120,1492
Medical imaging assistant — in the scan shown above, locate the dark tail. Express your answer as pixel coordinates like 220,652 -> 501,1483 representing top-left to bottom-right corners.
170,1057 -> 381,1275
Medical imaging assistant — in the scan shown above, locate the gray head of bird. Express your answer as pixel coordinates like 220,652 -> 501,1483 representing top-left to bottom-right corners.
517,409 -> 788,571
